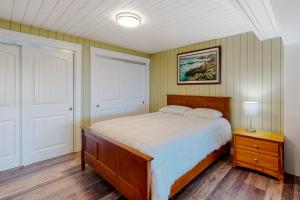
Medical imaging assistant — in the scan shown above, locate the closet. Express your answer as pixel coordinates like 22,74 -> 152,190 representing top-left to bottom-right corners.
0,43 -> 74,171
91,54 -> 148,124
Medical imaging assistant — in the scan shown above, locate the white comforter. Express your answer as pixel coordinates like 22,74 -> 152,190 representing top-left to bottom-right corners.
90,112 -> 232,200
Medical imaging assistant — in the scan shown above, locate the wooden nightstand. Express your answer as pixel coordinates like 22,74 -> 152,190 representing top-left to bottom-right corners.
232,128 -> 284,182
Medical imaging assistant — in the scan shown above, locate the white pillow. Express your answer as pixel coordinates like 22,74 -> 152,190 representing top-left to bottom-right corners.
184,108 -> 223,118
159,105 -> 192,115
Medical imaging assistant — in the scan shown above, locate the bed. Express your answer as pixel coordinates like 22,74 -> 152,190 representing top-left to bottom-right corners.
81,95 -> 231,200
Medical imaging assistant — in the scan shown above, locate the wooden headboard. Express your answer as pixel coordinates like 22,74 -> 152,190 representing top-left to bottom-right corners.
167,95 -> 231,122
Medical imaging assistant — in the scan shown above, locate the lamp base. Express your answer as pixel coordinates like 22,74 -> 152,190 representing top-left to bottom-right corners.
246,128 -> 256,132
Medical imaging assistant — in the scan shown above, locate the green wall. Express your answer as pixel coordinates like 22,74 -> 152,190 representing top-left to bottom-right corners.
150,32 -> 284,132
0,18 -> 149,127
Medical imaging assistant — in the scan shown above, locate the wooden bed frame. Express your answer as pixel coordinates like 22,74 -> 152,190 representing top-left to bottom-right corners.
81,95 -> 231,200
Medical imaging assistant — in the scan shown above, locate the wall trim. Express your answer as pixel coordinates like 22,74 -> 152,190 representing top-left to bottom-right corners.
0,28 -> 83,152
91,47 -> 150,65
0,28 -> 82,51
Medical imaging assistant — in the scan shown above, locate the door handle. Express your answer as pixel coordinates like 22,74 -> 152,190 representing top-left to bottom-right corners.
96,105 -> 100,108
68,107 -> 73,111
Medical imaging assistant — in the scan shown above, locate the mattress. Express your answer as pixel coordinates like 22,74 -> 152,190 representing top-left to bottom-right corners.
90,112 -> 232,200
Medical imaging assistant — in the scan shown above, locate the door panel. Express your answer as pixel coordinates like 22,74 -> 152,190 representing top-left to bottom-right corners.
0,44 -> 21,171
125,63 -> 146,116
33,56 -> 68,104
22,47 -> 74,166
32,115 -> 68,150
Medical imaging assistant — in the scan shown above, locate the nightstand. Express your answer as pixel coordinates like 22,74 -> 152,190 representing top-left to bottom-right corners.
232,128 -> 284,182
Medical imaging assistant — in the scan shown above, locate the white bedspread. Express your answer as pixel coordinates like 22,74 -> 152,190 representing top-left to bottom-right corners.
90,112 -> 232,200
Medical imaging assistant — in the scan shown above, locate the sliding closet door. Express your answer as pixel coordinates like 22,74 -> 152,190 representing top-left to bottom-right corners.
91,57 -> 125,123
125,62 -> 147,116
22,47 -> 74,165
0,44 -> 21,171
91,56 -> 147,124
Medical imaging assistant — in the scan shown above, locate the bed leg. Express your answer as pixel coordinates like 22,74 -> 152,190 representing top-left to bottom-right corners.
81,144 -> 85,170
81,160 -> 86,170
81,128 -> 86,170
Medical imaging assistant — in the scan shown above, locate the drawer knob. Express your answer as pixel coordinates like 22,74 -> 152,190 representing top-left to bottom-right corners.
253,158 -> 259,162
253,144 -> 259,149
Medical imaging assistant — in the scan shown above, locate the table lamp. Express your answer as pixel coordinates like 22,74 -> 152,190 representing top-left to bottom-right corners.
244,101 -> 258,132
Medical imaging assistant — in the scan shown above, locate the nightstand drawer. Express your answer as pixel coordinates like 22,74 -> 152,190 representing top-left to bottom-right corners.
235,136 -> 279,156
235,148 -> 278,171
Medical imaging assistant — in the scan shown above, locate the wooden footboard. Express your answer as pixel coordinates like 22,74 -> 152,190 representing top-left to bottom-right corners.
81,127 -> 153,200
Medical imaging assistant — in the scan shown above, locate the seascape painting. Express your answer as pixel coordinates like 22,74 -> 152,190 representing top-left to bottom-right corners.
177,46 -> 221,84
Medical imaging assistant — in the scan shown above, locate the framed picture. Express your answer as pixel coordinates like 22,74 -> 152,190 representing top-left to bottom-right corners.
177,46 -> 221,84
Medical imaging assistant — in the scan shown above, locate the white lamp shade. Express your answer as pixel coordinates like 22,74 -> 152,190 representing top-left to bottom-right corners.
244,101 -> 258,116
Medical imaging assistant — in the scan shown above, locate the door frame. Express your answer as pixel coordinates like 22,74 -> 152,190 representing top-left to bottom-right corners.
0,28 -> 82,152
90,47 -> 150,122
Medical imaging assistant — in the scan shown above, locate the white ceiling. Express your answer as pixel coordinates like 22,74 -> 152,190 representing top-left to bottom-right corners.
269,0 -> 300,45
0,0 -> 253,53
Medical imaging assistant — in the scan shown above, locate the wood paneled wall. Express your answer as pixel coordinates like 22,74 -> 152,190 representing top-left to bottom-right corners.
150,32 -> 284,132
0,19 -> 149,127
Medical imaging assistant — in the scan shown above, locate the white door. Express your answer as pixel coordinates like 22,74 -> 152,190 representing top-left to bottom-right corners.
91,57 -> 125,123
0,44 -> 21,171
124,62 -> 146,116
22,47 -> 74,165
91,57 -> 147,124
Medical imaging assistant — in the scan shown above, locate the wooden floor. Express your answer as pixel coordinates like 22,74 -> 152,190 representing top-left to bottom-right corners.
0,153 -> 299,200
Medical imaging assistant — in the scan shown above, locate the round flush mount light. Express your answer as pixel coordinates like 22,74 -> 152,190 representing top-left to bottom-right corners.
115,12 -> 141,28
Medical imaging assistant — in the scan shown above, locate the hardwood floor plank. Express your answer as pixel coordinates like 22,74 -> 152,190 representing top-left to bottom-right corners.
264,179 -> 284,200
245,172 -> 270,191
0,153 -> 299,200
237,171 -> 267,200
0,154 -> 82,198
99,191 -> 121,200
191,160 -> 232,199
228,170 -> 266,200
172,156 -> 230,199
9,167 -> 113,200
228,168 -> 249,196
294,176 -> 300,200
236,183 -> 266,200
282,174 -> 295,200
206,168 -> 245,200
0,153 -> 78,183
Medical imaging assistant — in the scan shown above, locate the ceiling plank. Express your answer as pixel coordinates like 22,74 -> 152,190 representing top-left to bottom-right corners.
49,0 -> 89,31
60,0 -> 106,34
0,0 -> 14,20
41,0 -> 74,29
31,0 -> 59,27
11,0 -> 30,23
22,0 -> 45,25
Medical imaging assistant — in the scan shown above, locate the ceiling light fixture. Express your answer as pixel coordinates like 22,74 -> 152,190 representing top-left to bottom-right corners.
115,12 -> 141,28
